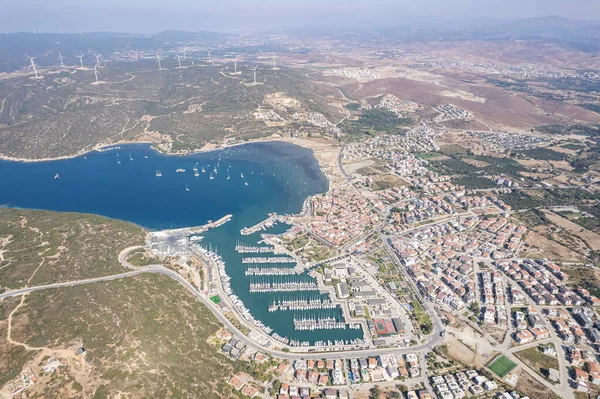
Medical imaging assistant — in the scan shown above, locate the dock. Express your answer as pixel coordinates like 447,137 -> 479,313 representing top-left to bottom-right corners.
240,213 -> 287,235
152,214 -> 233,237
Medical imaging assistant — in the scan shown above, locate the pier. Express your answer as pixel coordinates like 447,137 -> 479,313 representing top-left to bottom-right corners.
245,267 -> 300,276
152,214 -> 233,237
242,257 -> 295,264
235,242 -> 275,253
268,296 -> 337,312
249,277 -> 318,293
293,316 -> 362,331
240,213 -> 288,235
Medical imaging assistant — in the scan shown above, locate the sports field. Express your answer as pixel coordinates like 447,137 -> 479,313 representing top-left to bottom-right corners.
488,355 -> 517,377
209,295 -> 222,304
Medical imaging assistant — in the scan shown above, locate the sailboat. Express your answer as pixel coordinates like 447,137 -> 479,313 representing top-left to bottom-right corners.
202,166 -> 206,173
209,173 -> 215,180
226,173 -> 230,180
185,184 -> 190,192
245,180 -> 249,186
129,154 -> 133,161
240,172 -> 244,179
213,166 -> 218,175
156,170 -> 162,177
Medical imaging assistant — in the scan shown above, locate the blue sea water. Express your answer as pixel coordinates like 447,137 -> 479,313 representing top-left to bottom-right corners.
0,142 -> 363,344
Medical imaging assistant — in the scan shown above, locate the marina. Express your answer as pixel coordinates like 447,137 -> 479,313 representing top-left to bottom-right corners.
0,142 -> 365,346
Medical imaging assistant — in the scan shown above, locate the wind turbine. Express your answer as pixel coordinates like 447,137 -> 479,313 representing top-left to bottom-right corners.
253,64 -> 258,84
57,52 -> 66,67
93,65 -> 100,84
134,49 -> 139,61
76,54 -> 85,69
155,54 -> 162,70
272,53 -> 279,70
183,48 -> 187,60
94,54 -> 102,68
232,56 -> 240,74
26,55 -> 38,78
207,50 -> 212,64
176,54 -> 182,68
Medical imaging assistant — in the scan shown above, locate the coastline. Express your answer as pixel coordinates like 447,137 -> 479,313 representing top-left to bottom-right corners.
0,135 -> 343,188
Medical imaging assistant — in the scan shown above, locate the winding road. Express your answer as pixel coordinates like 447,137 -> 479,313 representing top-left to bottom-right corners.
0,245 -> 445,361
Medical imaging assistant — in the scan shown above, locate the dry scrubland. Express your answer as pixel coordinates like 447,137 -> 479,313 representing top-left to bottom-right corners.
0,209 -> 239,398
0,208 -> 145,291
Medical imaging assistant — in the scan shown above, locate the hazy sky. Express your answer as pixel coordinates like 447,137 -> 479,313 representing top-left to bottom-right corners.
2,0 -> 599,34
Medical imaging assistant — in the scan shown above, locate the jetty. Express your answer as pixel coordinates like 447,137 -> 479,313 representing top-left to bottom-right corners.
268,296 -> 337,312
154,214 -> 232,237
235,242 -> 275,253
242,257 -> 295,264
293,315 -> 362,331
245,267 -> 301,276
249,277 -> 318,293
240,213 -> 287,235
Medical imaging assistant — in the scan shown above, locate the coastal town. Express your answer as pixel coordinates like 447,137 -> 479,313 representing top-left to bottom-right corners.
48,109 -> 592,399
1,14 -> 600,399
4,112 -> 600,399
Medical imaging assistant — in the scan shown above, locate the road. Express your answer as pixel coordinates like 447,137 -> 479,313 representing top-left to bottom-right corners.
0,246 -> 446,362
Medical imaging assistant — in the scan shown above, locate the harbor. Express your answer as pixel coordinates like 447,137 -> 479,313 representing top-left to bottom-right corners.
1,142 -> 366,347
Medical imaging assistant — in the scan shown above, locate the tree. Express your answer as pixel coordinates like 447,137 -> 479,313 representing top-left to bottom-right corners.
370,386 -> 382,399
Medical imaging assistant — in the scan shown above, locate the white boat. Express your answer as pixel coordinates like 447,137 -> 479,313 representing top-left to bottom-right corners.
117,159 -> 121,164
194,171 -> 200,177
176,168 -> 185,173
156,170 -> 162,177
226,174 -> 230,180
209,173 -> 215,180
129,154 -> 133,161
201,166 -> 206,173
241,172 -> 244,178
54,173 -> 60,180
144,156 -> 148,159
185,184 -> 190,192
245,180 -> 248,186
